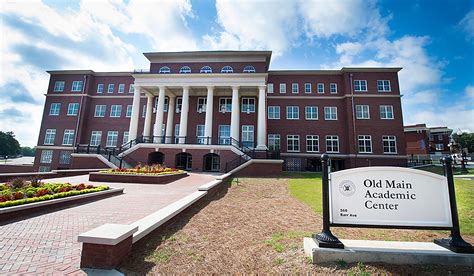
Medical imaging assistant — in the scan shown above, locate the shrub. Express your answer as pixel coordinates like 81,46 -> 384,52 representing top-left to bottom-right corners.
9,178 -> 26,189
13,191 -> 24,200
0,185 -> 7,191
29,177 -> 43,188
76,183 -> 86,191
35,189 -> 49,197
86,184 -> 94,189
26,189 -> 36,198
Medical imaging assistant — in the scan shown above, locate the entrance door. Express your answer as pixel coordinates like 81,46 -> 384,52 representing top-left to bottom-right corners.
148,152 -> 164,165
175,152 -> 192,170
203,153 -> 220,172
241,125 -> 254,148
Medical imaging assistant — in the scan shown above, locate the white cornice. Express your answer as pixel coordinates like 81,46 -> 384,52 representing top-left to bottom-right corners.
267,94 -> 401,100
132,73 -> 268,88
143,50 -> 272,63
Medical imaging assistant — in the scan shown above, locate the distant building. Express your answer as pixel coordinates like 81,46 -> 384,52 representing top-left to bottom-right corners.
404,124 -> 453,157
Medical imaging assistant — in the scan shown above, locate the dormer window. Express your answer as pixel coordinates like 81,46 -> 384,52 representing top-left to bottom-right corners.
243,65 -> 256,73
179,66 -> 191,74
159,66 -> 171,74
221,66 -> 233,73
200,66 -> 212,73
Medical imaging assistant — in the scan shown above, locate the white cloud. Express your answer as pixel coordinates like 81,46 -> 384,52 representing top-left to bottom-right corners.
299,0 -> 389,38
459,10 -> 474,41
465,85 -> 474,98
203,0 -> 300,56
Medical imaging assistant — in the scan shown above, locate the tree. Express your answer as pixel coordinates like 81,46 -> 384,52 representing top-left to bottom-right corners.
452,132 -> 474,153
0,131 -> 21,157
21,146 -> 36,156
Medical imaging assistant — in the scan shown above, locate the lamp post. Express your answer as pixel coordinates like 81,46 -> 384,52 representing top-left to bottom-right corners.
455,130 -> 469,174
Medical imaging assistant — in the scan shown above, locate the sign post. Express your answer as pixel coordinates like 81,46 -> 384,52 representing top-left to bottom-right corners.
312,154 -> 473,253
313,154 -> 344,248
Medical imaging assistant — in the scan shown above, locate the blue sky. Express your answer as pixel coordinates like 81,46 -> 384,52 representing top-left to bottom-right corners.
0,0 -> 473,146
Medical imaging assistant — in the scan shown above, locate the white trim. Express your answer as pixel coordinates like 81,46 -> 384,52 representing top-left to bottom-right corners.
280,152 -> 407,159
132,73 -> 268,88
36,145 -> 74,150
267,94 -> 401,99
119,143 -> 246,158
227,159 -> 284,175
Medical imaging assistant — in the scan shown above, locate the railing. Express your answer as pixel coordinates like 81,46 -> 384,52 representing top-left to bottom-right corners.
224,154 -> 247,172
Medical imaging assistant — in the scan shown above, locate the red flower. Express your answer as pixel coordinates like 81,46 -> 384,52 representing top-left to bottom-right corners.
13,192 -> 24,200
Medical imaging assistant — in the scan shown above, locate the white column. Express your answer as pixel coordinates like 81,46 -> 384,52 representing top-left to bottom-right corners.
143,93 -> 154,138
153,86 -> 166,143
230,86 -> 240,144
204,86 -> 214,144
165,95 -> 176,143
128,85 -> 141,141
256,85 -> 267,150
178,86 -> 190,144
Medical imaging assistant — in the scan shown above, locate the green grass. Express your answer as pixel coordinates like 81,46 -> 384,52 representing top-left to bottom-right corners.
286,171 -> 474,235
416,165 -> 474,175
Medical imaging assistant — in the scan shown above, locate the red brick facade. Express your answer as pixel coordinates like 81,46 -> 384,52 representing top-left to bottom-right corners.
34,51 -> 407,172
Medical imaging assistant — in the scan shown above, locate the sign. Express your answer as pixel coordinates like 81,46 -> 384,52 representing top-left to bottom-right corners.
329,167 -> 452,228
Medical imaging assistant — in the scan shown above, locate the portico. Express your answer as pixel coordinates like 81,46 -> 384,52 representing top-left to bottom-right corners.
128,73 -> 268,149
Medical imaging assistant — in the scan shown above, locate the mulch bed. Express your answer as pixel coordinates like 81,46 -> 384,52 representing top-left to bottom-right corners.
119,178 -> 473,274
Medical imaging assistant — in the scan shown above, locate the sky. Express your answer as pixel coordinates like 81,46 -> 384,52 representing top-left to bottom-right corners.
0,0 -> 473,147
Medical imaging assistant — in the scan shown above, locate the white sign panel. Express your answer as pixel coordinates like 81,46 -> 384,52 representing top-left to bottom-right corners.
329,167 -> 452,227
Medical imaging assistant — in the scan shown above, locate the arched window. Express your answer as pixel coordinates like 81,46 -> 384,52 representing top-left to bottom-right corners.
221,66 -> 233,73
159,66 -> 171,74
179,66 -> 191,74
243,65 -> 256,73
200,66 -> 212,73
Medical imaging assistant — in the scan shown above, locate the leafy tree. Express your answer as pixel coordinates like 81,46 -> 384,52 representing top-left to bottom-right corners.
21,146 -> 36,156
452,132 -> 474,153
0,131 -> 21,157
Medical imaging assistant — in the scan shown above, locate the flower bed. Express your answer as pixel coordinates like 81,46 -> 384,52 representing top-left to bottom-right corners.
0,178 -> 109,208
90,165 -> 188,184
100,165 -> 184,176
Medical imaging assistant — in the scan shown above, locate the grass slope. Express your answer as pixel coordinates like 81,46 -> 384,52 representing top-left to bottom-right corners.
287,171 -> 474,235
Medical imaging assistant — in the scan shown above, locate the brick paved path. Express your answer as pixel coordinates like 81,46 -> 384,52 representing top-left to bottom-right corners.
0,173 -> 217,275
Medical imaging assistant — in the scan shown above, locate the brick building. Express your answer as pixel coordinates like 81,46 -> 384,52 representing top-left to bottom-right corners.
404,124 -> 453,157
33,51 -> 407,172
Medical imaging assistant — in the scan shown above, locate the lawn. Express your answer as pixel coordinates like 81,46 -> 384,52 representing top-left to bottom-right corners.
286,170 -> 474,235
416,164 -> 474,175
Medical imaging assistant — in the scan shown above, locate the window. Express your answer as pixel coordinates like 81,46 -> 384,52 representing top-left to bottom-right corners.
286,106 -> 299,120
304,83 -> 311,93
268,106 -> 280,119
67,103 -> 79,116
287,135 -> 300,152
196,125 -> 205,144
155,97 -> 169,112
268,134 -> 280,151
142,105 -> 146,118
176,97 -> 183,113
280,83 -> 286,93
107,84 -> 114,93
219,98 -> 232,112
39,166 -> 51,172
317,83 -> 324,93
292,83 -> 299,93
305,106 -> 318,120
242,125 -> 254,148
197,98 -> 207,112
126,105 -> 132,118
306,135 -> 319,152
40,150 -> 53,163
221,66 -> 233,73
129,84 -> 135,93
330,83 -> 337,93
106,131 -> 118,147
436,144 -> 444,151
354,80 -> 367,92
383,135 -> 397,153
97,84 -> 104,93
118,84 -> 125,93
324,106 -> 337,120
326,135 -> 339,153
62,129 -> 75,145
377,80 -> 391,92
110,105 -> 122,117
71,81 -> 83,92
53,81 -> 65,92
243,65 -> 256,73
380,105 -> 394,119
179,66 -> 191,74
267,83 -> 274,93
356,105 -> 370,119
242,98 -> 255,113
90,131 -> 102,146
218,125 -> 230,145
358,135 -> 372,153
429,134 -> 434,141
59,151 -> 72,165
200,66 -> 212,73
438,134 -> 443,141
174,124 -> 180,143
95,105 -> 106,117
44,129 -> 56,145
159,66 -> 171,74
49,103 -> 61,116
123,131 -> 129,145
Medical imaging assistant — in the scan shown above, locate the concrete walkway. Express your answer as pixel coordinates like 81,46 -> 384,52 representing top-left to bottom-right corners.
0,173 -> 217,275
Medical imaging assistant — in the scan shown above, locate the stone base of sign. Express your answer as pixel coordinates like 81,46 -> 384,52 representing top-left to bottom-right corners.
304,238 -> 474,266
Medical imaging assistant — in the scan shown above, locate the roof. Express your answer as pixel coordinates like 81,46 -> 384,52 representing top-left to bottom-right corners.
47,70 -> 132,76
